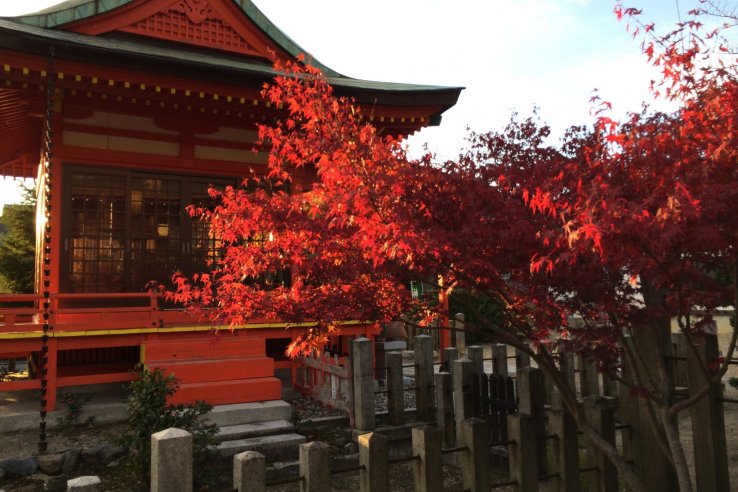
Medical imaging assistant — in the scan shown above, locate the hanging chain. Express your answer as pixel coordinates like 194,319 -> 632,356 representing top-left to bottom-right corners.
38,46 -> 56,454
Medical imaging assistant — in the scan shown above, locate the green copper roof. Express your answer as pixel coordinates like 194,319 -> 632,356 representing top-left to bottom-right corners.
10,0 -> 342,76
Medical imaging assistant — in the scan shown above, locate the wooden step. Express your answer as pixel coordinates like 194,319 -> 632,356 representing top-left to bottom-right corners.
142,337 -> 265,361
215,433 -> 306,461
147,357 -> 274,383
170,377 -> 282,405
214,419 -> 294,443
206,401 -> 292,427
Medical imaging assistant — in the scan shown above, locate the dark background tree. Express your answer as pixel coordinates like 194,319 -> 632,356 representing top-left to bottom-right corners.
0,184 -> 35,293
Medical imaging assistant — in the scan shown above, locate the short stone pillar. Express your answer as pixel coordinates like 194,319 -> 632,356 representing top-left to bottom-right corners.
467,345 -> 484,377
441,347 -> 458,374
412,426 -> 443,492
460,418 -> 491,492
300,441 -> 330,492
435,372 -> 455,448
454,313 -> 466,357
492,344 -> 508,376
359,432 -> 389,492
151,427 -> 193,492
517,367 -> 546,478
386,352 -> 405,425
452,358 -> 473,442
549,391 -> 579,492
508,414 -> 538,492
583,397 -> 618,492
66,476 -> 101,492
233,451 -> 265,492
414,335 -> 435,422
352,337 -> 375,431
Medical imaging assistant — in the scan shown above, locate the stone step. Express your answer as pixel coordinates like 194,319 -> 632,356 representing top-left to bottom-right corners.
215,433 -> 306,462
214,419 -> 294,443
206,400 -> 292,427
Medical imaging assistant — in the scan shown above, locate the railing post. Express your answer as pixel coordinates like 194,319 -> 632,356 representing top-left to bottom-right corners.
299,441 -> 330,492
460,418 -> 490,492
151,428 -> 193,492
508,414 -> 538,492
687,333 -> 729,492
411,426 -> 443,492
549,390 -> 580,492
233,451 -> 265,492
359,432 -> 389,492
352,337 -> 375,431
583,396 -> 618,492
386,352 -> 405,426
435,372 -> 455,448
452,358 -> 473,441
454,313 -> 466,357
414,335 -> 435,422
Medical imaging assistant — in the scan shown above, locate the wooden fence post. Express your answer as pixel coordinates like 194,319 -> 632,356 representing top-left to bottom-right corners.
415,335 -> 435,422
352,337 -> 375,431
233,451 -> 265,492
454,313 -> 467,357
412,426 -> 443,492
549,390 -> 579,492
493,344 -> 508,376
583,397 -> 618,492
386,352 -> 405,426
359,432 -> 389,492
453,358 -> 473,442
687,333 -> 730,492
300,441 -> 330,492
517,367 -> 546,478
151,428 -> 192,492
460,418 -> 491,492
508,414 -> 538,492
435,372 -> 455,448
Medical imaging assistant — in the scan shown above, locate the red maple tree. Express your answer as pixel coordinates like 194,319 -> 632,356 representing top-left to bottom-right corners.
170,4 -> 738,491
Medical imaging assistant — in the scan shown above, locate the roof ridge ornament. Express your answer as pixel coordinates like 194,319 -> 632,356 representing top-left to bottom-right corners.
171,0 -> 213,25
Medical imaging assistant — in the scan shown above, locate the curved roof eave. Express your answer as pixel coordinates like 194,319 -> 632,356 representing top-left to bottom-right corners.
0,18 -> 464,114
8,0 -> 344,76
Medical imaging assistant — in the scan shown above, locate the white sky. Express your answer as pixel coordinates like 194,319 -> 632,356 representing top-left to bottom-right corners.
0,0 -> 702,208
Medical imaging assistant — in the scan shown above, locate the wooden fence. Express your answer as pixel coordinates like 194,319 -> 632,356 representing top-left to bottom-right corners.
295,349 -> 353,422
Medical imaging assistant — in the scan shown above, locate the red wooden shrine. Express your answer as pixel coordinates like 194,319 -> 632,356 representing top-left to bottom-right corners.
0,0 -> 461,410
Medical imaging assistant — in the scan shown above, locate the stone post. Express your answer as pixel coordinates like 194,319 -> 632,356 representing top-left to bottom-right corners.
359,432 -> 389,492
549,391 -> 580,492
467,345 -> 484,377
460,418 -> 491,492
559,350 -> 576,394
580,355 -> 600,397
151,427 -> 193,492
687,334 -> 730,492
414,335 -> 435,422
233,451 -> 265,492
352,337 -> 375,431
435,371 -> 456,448
386,351 -> 405,426
66,476 -> 101,492
453,358 -> 473,441
583,397 -> 618,492
492,344 -> 508,376
454,313 -> 467,357
412,426 -> 443,492
299,441 -> 330,492
515,348 -> 531,370
442,347 -> 458,374
508,414 -> 538,492
517,367 -> 546,478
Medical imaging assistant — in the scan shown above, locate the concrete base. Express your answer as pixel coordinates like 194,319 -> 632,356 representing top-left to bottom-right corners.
206,401 -> 292,427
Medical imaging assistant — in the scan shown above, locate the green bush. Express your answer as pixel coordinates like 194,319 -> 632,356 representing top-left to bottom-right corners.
730,377 -> 738,391
124,365 -> 218,487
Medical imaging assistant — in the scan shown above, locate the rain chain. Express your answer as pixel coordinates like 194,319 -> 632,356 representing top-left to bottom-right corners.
38,46 -> 56,454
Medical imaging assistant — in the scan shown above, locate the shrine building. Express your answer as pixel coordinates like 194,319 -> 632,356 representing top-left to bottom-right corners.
0,0 -> 461,411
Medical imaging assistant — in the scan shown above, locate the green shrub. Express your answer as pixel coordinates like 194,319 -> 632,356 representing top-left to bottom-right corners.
56,392 -> 94,429
123,365 -> 218,487
730,377 -> 738,391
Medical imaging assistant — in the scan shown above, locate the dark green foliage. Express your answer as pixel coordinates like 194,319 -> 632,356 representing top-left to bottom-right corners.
56,392 -> 94,429
123,365 -> 218,487
0,186 -> 35,293
730,377 -> 738,391
449,289 -> 505,344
